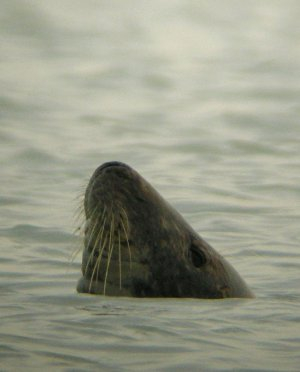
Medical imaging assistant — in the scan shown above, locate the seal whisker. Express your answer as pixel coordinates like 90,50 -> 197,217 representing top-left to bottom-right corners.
84,206 -> 107,275
94,231 -> 109,291
85,216 -> 106,281
70,220 -> 85,263
88,204 -> 106,235
85,206 -> 108,293
88,231 -> 108,293
103,211 -> 115,295
120,206 -> 129,230
70,202 -> 87,264
73,202 -> 84,226
120,208 -> 132,270
118,229 -> 122,290
72,225 -> 83,236
69,242 -> 82,265
87,209 -> 109,292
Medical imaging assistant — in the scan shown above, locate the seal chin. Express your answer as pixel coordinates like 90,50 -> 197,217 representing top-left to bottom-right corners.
77,161 -> 254,299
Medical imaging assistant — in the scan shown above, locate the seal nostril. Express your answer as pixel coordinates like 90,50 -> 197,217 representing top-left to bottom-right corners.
99,161 -> 128,171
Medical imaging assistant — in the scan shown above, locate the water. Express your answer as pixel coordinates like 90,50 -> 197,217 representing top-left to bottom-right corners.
1,0 -> 300,371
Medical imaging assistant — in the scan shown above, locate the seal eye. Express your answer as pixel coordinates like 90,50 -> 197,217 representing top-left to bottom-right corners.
190,244 -> 207,268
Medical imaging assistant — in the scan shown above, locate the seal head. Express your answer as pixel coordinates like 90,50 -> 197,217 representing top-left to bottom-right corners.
77,161 -> 254,298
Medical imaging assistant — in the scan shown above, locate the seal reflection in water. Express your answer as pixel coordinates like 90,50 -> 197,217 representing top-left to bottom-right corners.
77,161 -> 254,299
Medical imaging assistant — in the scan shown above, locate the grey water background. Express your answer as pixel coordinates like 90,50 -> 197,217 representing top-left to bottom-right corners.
1,0 -> 300,371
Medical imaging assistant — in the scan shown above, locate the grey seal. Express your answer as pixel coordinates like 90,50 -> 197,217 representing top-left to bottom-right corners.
77,161 -> 254,299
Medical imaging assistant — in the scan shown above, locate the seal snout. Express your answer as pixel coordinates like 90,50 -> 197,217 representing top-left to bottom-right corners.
99,161 -> 129,172
89,161 -> 131,190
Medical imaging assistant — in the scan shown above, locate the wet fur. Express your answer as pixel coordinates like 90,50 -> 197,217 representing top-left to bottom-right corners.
77,162 -> 254,299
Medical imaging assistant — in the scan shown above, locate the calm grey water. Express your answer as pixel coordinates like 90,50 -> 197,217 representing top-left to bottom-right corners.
1,1 -> 300,371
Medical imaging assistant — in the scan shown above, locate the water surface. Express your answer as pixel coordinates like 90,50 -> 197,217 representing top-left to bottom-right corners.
1,1 -> 300,371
